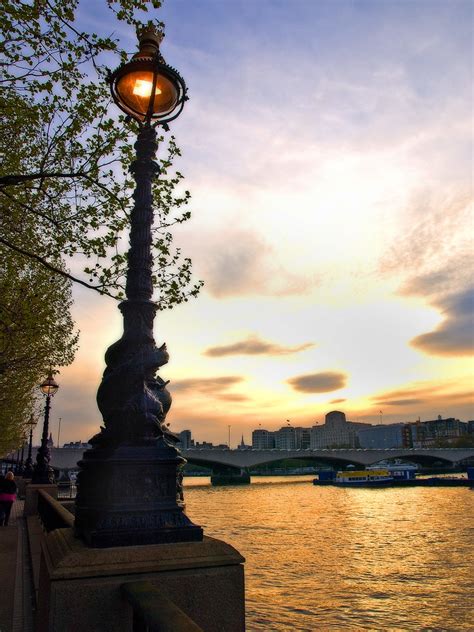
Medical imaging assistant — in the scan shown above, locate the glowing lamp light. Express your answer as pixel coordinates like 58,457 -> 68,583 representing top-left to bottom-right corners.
132,79 -> 162,97
109,26 -> 186,126
40,371 -> 59,397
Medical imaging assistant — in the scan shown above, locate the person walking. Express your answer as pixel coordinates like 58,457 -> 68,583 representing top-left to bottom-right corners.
0,472 -> 17,526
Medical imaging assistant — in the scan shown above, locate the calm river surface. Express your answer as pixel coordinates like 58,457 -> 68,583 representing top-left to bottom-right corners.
183,476 -> 474,631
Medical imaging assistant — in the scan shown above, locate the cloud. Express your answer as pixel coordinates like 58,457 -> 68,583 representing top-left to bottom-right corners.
377,399 -> 424,407
184,226 -> 317,299
399,262 -> 472,300
204,335 -> 314,357
409,287 -> 474,357
201,230 -> 270,298
330,398 -> 346,404
378,192 -> 473,358
380,193 -> 472,281
372,381 -> 474,411
172,376 -> 245,395
215,393 -> 249,402
287,371 -> 347,393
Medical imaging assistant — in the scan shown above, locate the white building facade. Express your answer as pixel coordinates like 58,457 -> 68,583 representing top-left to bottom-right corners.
310,411 -> 371,449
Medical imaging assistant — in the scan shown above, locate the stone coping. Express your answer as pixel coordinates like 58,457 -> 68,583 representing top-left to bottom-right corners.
42,529 -> 245,581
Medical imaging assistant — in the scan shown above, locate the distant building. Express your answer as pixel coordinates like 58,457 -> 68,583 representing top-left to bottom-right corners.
62,441 -> 91,449
193,441 -> 214,449
357,423 -> 406,449
237,435 -> 251,450
310,411 -> 371,449
178,429 -> 193,450
409,416 -> 468,447
191,441 -> 229,450
294,427 -> 311,449
252,429 -> 275,449
275,426 -> 296,449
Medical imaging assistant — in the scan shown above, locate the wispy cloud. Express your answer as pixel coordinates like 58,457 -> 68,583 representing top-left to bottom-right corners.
377,398 -> 424,407
330,398 -> 346,404
372,380 -> 474,411
380,193 -> 472,282
191,228 -> 316,299
287,371 -> 347,394
204,335 -> 314,357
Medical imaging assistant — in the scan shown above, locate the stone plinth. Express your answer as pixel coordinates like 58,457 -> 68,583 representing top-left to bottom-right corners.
74,443 -> 202,547
37,528 -> 245,632
24,484 -> 57,516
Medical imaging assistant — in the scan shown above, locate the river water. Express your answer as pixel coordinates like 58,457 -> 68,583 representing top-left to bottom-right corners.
183,476 -> 474,631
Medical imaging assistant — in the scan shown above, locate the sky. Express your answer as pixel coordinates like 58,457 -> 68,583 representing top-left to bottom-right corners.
41,0 -> 473,448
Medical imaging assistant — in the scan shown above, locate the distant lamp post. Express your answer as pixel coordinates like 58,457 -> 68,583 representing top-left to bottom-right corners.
23,414 -> 37,478
74,24 -> 202,547
57,417 -> 62,449
18,439 -> 26,475
32,371 -> 59,484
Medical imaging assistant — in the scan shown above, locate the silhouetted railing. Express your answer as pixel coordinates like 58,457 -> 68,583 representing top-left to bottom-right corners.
121,581 -> 203,632
37,489 -> 74,532
57,481 -> 77,499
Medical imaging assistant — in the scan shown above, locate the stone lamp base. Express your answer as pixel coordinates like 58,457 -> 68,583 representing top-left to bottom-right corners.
74,441 -> 202,548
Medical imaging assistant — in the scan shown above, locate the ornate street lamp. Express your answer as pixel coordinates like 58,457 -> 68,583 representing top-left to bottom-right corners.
74,25 -> 202,547
23,414 -> 37,478
32,371 -> 59,484
109,27 -> 186,128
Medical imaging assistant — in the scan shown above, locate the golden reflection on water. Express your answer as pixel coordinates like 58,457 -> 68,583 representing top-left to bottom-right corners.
184,477 -> 474,631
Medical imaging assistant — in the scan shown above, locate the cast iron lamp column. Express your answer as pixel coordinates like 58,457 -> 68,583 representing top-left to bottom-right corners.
18,440 -> 25,475
23,415 -> 37,478
32,372 -> 59,484
74,24 -> 202,547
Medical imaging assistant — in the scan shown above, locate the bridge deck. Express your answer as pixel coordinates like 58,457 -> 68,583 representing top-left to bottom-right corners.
15,446 -> 474,471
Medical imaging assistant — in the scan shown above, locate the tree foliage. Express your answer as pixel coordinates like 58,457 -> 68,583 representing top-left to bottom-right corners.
0,249 -> 78,454
0,0 -> 202,307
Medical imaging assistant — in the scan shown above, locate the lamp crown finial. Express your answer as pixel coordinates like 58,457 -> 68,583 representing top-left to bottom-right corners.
137,22 -> 164,53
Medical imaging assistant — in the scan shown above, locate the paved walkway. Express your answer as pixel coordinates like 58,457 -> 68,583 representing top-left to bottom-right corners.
0,501 -> 34,632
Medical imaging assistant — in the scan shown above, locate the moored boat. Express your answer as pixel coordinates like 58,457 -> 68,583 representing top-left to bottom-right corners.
334,468 -> 394,487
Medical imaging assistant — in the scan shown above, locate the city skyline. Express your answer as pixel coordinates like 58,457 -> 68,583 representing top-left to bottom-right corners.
36,0 -> 473,447
39,409 -> 473,451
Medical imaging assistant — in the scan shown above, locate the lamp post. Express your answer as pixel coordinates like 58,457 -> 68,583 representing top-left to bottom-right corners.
23,414 -> 37,478
74,24 -> 202,547
18,440 -> 25,475
32,371 -> 59,484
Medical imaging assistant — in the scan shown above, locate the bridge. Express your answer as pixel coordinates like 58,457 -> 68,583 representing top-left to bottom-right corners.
24,446 -> 474,473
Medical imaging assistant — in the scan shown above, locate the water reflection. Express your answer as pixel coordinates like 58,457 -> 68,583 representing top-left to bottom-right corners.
184,477 -> 474,630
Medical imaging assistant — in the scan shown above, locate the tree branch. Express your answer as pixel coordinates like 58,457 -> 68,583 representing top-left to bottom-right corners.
0,172 -> 87,186
0,235 -> 118,300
